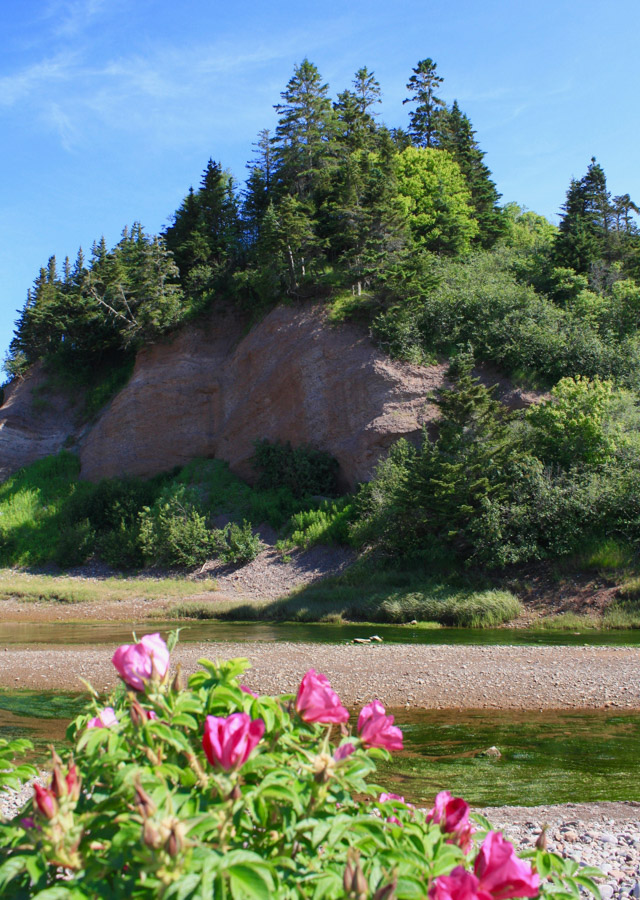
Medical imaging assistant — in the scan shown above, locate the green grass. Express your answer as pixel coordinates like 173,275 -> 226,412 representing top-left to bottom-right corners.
0,572 -> 218,604
536,612 -> 601,631
576,538 -> 635,572
536,601 -> 640,631
171,559 -> 521,627
0,452 -> 94,566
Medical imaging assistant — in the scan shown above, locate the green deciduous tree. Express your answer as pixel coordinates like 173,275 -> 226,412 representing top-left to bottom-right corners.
394,146 -> 478,254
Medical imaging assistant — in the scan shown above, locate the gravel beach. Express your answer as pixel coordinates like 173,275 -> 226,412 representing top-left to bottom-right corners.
0,641 -> 638,709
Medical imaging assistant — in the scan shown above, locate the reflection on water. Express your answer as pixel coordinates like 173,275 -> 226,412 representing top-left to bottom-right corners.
2,621 -> 640,647
381,708 -> 640,807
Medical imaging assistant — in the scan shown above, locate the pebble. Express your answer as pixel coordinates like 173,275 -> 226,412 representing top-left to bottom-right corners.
477,804 -> 640,895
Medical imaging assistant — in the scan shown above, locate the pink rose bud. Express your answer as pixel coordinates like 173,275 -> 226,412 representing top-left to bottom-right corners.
240,685 -> 259,698
65,764 -> 81,802
87,706 -> 118,729
112,633 -> 170,691
357,700 -> 403,751
33,783 -> 58,820
474,831 -> 540,900
295,669 -> 349,724
427,791 -> 475,851
20,817 -> 35,830
148,710 -> 158,720
334,742 -> 356,761
430,868 -> 492,900
202,713 -> 265,771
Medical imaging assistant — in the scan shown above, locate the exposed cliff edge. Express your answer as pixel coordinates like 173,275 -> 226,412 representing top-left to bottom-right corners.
0,363 -> 83,482
78,304 -> 445,487
0,303 -> 541,487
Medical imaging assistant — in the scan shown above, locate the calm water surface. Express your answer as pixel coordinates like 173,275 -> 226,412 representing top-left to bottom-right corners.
2,691 -> 639,807
2,621 -> 640,646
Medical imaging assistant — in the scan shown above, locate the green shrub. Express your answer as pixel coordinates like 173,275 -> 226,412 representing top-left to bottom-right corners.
372,251 -> 637,385
0,640 -> 599,898
53,519 -> 96,569
253,439 -> 340,498
65,475 -> 160,534
289,498 -> 355,548
215,520 -> 263,565
98,520 -> 145,569
138,486 -> 216,568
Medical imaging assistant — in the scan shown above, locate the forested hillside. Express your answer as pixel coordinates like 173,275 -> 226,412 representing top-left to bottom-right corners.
3,57 -> 640,586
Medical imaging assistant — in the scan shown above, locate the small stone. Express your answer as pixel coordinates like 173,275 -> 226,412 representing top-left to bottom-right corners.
599,833 -> 618,845
630,882 -> 640,900
564,830 -> 579,843
600,885 -> 614,900
352,638 -> 371,644
368,635 -> 383,642
479,746 -> 502,758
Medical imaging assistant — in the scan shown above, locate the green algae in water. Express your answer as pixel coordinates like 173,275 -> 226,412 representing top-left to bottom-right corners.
379,709 -> 640,807
0,691 -> 85,761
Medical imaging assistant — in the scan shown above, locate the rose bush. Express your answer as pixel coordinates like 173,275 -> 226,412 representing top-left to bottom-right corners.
0,633 -> 602,899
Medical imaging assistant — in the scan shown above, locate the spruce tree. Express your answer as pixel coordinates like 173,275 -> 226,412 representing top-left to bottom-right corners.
554,158 -> 613,273
403,58 -> 446,148
273,59 -> 335,201
438,101 -> 504,247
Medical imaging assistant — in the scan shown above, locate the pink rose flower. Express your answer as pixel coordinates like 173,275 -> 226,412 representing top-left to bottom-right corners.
430,868 -> 492,900
112,633 -> 170,691
427,790 -> 476,852
334,742 -> 356,761
379,791 -> 405,803
87,706 -> 118,729
295,669 -> 349,724
474,831 -> 540,900
202,713 -> 265,771
357,700 -> 403,751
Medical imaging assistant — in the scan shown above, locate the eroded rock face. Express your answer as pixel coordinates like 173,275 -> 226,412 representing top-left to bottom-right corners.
78,305 -> 446,487
0,363 -> 80,481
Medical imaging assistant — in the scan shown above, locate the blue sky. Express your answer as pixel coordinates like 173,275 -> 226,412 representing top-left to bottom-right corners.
1,0 -> 639,367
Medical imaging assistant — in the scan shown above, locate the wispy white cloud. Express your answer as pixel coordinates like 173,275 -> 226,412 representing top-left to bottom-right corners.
0,23 -> 338,152
43,0 -> 112,39
0,53 -> 76,107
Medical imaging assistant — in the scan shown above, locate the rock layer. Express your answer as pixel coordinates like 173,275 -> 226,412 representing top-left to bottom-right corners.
78,304 -> 445,486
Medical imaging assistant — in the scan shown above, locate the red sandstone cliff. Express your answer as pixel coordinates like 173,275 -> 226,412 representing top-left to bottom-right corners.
0,304 -> 541,487
78,304 -> 446,486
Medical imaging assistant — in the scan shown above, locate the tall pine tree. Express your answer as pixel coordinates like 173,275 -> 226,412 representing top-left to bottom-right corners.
403,58 -> 445,148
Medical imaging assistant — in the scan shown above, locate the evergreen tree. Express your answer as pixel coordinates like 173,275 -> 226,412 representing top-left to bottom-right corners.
403,58 -> 445,148
242,129 -> 274,242
438,101 -> 505,247
554,158 -> 614,274
400,352 -> 513,553
273,59 -> 336,200
334,67 -> 381,151
164,159 -> 241,301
